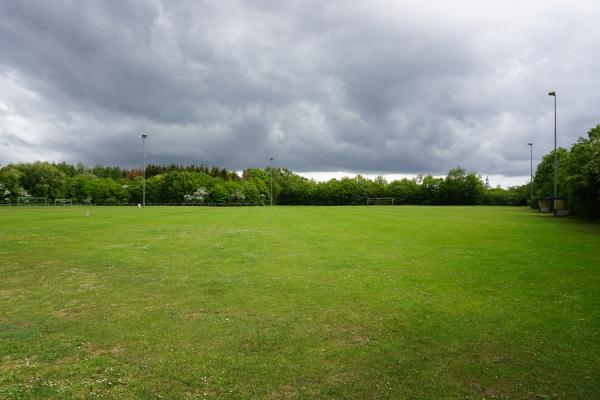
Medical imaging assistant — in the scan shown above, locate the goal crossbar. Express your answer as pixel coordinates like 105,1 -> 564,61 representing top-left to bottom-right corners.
54,198 -> 73,206
17,197 -> 48,206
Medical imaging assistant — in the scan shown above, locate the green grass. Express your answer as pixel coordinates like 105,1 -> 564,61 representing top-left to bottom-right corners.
1,206 -> 599,399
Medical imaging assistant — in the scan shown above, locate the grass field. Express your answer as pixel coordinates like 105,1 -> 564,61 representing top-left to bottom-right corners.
1,206 -> 599,399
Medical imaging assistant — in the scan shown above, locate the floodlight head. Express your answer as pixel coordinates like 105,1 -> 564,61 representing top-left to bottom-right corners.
141,134 -> 148,139
528,143 -> 533,146
548,91 -> 556,96
269,157 -> 274,161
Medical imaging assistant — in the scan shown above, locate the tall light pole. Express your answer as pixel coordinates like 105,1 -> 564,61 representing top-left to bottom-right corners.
548,91 -> 557,197
141,134 -> 148,207
269,157 -> 274,206
528,143 -> 533,200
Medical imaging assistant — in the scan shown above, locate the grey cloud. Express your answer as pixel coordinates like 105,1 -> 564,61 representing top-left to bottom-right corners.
1,133 -> 31,147
0,0 -> 599,178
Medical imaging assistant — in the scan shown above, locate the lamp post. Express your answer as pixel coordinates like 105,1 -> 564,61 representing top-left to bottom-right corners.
528,143 -> 533,200
269,157 -> 274,206
141,134 -> 148,207
548,91 -> 557,198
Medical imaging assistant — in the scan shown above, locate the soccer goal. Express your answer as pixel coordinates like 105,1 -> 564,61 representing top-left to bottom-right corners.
17,197 -> 48,206
54,198 -> 73,206
367,197 -> 394,206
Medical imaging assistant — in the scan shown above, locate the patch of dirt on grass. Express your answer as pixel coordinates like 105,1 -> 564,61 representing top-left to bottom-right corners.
350,334 -> 370,344
0,288 -> 24,300
90,348 -> 105,357
61,267 -> 105,293
78,282 -> 103,292
55,308 -> 80,319
185,311 -> 205,320
321,323 -> 373,346
9,319 -> 33,328
1,355 -> 25,371
480,380 -> 525,399
459,371 -> 527,400
83,343 -> 124,357
268,384 -> 298,399
54,300 -> 85,319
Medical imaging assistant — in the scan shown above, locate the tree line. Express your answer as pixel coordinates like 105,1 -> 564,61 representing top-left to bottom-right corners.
0,161 -> 529,207
534,124 -> 600,218
3,125 -> 597,213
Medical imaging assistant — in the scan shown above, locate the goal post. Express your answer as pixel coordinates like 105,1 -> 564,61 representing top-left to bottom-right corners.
54,198 -> 73,206
366,197 -> 394,206
17,197 -> 48,206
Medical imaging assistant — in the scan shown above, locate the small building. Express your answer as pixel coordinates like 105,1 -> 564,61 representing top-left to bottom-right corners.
539,196 -> 569,216
552,196 -> 569,217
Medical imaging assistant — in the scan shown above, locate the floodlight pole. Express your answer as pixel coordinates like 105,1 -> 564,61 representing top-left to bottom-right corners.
141,134 -> 148,207
269,157 -> 274,206
528,143 -> 533,200
548,91 -> 557,197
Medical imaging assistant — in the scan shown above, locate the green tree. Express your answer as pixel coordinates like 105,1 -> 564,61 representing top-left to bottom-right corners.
534,148 -> 569,199
440,167 -> 485,205
420,175 -> 443,205
534,124 -> 600,218
0,168 -> 23,201
561,125 -> 600,217
16,162 -> 67,200
388,178 -> 420,204
210,182 -> 230,203
368,176 -> 388,199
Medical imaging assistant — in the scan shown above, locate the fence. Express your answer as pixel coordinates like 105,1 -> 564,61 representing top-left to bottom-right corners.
128,202 -> 261,207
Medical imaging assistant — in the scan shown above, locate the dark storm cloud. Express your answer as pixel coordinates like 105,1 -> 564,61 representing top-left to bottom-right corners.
0,0 -> 599,178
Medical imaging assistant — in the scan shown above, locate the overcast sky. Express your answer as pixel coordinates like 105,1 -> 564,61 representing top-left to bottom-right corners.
0,0 -> 598,185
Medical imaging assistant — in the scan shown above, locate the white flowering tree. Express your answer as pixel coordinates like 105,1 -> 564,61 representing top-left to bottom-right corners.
184,187 -> 209,203
0,184 -> 10,203
18,187 -> 31,197
230,189 -> 245,203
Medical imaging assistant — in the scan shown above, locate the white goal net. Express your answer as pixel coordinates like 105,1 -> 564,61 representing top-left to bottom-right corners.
17,197 -> 48,206
54,198 -> 73,206
367,197 -> 394,206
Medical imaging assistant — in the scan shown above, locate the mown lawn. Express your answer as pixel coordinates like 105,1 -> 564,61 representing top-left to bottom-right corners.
0,206 -> 599,399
